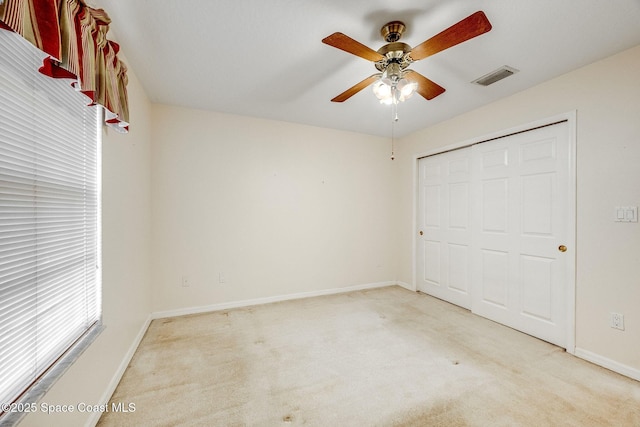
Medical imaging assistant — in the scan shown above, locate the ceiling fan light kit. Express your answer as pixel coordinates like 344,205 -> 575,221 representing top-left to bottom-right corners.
372,62 -> 418,105
322,11 -> 493,108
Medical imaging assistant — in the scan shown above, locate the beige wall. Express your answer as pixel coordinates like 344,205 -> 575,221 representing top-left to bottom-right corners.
396,45 -> 640,371
150,105 -> 397,312
19,66 -> 153,426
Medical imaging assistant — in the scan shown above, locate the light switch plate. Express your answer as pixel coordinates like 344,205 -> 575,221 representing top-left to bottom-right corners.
614,206 -> 638,222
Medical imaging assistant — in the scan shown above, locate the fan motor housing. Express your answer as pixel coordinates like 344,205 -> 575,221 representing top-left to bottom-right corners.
375,42 -> 412,71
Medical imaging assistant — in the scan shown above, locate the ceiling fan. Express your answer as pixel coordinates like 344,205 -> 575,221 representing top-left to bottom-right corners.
322,11 -> 492,104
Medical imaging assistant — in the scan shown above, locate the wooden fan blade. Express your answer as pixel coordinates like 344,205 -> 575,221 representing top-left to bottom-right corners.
322,32 -> 385,62
331,74 -> 380,102
404,70 -> 445,100
409,11 -> 492,61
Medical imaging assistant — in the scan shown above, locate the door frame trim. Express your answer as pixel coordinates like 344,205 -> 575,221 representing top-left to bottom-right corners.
411,111 -> 577,354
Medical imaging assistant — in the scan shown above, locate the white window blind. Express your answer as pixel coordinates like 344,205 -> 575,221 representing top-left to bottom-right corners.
0,29 -> 101,409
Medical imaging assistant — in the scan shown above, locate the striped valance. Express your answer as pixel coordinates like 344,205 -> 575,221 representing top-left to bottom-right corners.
0,0 -> 129,132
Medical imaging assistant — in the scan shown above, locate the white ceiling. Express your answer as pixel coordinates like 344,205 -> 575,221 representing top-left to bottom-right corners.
97,0 -> 640,138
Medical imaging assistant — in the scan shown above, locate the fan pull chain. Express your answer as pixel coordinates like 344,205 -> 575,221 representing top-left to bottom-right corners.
390,107 -> 396,161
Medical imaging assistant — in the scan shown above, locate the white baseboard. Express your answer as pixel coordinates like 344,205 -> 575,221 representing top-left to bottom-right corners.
85,315 -> 152,427
397,281 -> 416,292
574,347 -> 640,382
151,281 -> 398,320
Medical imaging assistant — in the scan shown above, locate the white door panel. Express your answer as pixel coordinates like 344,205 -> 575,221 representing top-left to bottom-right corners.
520,254 -> 553,321
447,243 -> 469,294
423,240 -> 441,284
480,249 -> 509,307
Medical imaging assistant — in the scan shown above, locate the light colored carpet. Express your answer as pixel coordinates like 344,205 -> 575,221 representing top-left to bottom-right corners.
98,286 -> 640,426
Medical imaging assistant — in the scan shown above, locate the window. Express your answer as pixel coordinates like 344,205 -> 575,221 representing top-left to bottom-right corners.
0,28 -> 102,415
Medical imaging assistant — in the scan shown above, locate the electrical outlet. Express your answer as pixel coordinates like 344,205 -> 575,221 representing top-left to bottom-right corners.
611,312 -> 624,330
181,276 -> 190,287
218,272 -> 226,284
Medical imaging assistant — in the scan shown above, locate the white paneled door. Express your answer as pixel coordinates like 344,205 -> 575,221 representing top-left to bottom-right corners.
417,147 -> 473,309
417,121 -> 572,348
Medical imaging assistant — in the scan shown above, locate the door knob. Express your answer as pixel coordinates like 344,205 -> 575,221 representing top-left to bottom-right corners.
419,231 -> 423,236
558,245 -> 567,252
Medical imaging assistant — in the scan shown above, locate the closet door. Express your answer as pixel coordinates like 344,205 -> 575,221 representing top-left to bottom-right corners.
417,147 -> 472,309
471,122 -> 571,347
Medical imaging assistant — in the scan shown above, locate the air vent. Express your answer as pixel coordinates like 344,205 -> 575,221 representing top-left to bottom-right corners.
472,66 -> 519,86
